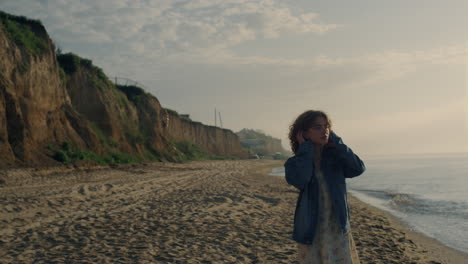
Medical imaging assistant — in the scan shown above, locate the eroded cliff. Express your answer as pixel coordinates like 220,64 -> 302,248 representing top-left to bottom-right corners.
0,12 -> 100,167
0,11 -> 248,168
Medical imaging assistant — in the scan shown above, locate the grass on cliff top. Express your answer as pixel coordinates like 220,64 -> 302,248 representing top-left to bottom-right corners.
57,52 -> 108,81
0,11 -> 42,25
163,107 -> 220,128
116,84 -> 148,105
237,128 -> 278,141
0,10 -> 48,55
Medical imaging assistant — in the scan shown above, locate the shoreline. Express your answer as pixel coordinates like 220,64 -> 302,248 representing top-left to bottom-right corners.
267,164 -> 468,264
347,193 -> 468,264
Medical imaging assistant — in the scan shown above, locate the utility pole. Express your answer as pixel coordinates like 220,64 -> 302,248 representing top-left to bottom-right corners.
214,108 -> 217,127
218,111 -> 223,128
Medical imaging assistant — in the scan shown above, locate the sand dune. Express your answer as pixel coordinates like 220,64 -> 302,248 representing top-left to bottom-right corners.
1,160 -> 466,263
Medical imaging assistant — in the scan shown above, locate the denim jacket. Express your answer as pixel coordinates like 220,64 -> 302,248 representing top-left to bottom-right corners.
284,130 -> 366,244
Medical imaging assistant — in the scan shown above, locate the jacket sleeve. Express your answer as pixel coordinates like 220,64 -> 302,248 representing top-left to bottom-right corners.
284,140 -> 315,190
329,131 -> 366,178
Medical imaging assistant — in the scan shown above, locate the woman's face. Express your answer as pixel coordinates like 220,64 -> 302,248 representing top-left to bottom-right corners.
303,116 -> 330,146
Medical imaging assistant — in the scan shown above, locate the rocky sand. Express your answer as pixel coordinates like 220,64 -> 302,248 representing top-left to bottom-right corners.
1,160 -> 466,263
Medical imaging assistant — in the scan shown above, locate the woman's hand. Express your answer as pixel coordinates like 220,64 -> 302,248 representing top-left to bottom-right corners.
325,130 -> 337,148
296,130 -> 306,144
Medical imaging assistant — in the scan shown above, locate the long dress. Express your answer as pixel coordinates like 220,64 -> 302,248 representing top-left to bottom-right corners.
297,165 -> 361,264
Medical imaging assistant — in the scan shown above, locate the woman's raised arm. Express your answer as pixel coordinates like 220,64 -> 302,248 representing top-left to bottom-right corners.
284,140 -> 315,190
328,131 -> 366,178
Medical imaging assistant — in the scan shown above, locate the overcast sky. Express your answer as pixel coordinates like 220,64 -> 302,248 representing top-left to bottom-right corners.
2,0 -> 467,158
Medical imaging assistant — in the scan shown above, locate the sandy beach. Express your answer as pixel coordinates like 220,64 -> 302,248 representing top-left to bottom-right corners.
1,159 -> 467,263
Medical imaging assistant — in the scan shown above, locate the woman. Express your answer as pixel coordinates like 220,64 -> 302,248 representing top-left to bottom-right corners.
284,110 -> 366,264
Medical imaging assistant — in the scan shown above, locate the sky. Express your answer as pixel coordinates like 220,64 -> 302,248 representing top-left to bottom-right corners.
1,0 -> 467,158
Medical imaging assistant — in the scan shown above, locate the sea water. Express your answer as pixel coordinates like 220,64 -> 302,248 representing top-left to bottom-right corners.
270,152 -> 468,253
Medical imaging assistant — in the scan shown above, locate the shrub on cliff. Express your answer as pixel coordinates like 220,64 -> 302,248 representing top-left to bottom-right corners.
116,84 -> 147,104
57,52 -> 107,82
56,53 -> 80,74
164,108 -> 179,116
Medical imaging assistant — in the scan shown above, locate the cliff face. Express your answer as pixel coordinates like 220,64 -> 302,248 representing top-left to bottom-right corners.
0,14 -> 100,167
60,54 -> 140,154
164,111 -> 247,157
61,57 -> 248,160
0,11 -> 247,168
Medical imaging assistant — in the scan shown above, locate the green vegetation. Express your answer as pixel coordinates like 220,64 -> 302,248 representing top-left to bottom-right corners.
57,52 -> 107,81
48,141 -> 141,165
57,65 -> 67,82
48,139 -> 239,165
88,121 -> 119,148
237,128 -> 276,141
169,140 -> 210,161
142,146 -> 167,161
162,108 -> 212,128
0,11 -> 48,55
125,129 -> 148,145
56,52 -> 109,93
179,115 -> 192,122
56,53 -> 80,74
116,84 -> 148,105
0,11 -> 42,25
163,108 -> 179,116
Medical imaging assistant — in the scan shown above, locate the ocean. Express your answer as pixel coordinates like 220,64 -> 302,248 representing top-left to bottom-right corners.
270,152 -> 468,254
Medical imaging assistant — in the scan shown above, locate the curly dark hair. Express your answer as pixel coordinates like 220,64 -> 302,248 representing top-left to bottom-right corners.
288,110 -> 333,154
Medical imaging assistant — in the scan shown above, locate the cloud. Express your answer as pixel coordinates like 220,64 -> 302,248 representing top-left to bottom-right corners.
1,0 -> 465,87
339,44 -> 468,89
0,0 -> 340,59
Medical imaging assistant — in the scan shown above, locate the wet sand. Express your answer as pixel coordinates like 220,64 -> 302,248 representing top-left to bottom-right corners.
1,159 -> 466,263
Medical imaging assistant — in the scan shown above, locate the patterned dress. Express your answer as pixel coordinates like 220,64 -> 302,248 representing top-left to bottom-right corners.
297,165 -> 361,264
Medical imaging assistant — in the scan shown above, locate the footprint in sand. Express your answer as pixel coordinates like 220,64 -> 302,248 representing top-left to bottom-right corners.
77,185 -> 88,195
